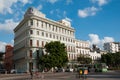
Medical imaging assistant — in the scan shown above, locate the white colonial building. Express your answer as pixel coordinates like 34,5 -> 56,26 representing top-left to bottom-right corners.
104,42 -> 119,53
75,40 -> 90,57
89,51 -> 101,63
14,7 -> 96,72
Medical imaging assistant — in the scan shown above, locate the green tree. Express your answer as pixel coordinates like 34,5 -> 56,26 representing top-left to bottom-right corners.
77,54 -> 92,64
101,52 -> 120,68
38,41 -> 68,70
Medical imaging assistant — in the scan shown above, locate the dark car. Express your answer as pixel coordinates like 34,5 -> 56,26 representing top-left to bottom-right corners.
0,69 -> 6,74
56,68 -> 63,72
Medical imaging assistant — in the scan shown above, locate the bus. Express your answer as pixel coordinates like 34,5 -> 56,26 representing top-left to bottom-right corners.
94,63 -> 108,72
77,63 -> 108,72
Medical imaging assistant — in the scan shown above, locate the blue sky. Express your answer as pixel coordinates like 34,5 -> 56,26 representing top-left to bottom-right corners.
0,0 -> 120,52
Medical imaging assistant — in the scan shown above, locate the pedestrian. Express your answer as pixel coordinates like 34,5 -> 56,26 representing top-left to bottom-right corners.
35,70 -> 39,78
30,70 -> 33,79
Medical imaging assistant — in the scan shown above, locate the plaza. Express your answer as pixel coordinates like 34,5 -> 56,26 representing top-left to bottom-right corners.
0,70 -> 120,80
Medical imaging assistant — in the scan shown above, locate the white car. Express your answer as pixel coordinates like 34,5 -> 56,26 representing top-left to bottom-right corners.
69,68 -> 74,72
11,69 -> 17,74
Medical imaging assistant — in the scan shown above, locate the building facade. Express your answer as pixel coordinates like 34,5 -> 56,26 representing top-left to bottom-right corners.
75,40 -> 90,58
14,7 -> 98,72
89,51 -> 101,63
4,45 -> 14,73
0,52 -> 4,70
104,42 -> 119,53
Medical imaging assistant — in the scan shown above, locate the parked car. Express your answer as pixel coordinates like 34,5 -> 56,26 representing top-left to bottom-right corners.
69,68 -> 74,72
65,68 -> 74,72
56,68 -> 63,72
11,69 -> 17,74
0,69 -> 6,74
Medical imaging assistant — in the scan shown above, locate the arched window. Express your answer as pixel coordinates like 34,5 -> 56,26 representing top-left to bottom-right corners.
42,41 -> 44,48
30,40 -> 32,46
29,50 -> 32,58
30,30 -> 33,34
30,20 -> 33,25
37,40 -> 39,47
42,32 -> 44,36
37,31 -> 39,35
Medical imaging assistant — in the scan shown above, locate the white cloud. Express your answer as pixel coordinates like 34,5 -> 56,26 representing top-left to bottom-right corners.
79,0 -> 109,18
66,0 -> 73,5
65,17 -> 72,22
37,5 -> 43,10
21,0 -> 31,4
88,34 -> 100,44
0,0 -> 31,14
90,0 -> 108,6
88,33 -> 114,49
101,37 -> 115,43
78,6 -> 99,18
11,39 -> 14,45
0,41 -> 7,52
50,9 -> 67,19
0,19 -> 19,32
47,0 -> 58,4
0,40 -> 14,52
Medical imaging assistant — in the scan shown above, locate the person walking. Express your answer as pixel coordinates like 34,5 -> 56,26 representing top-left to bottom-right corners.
29,70 -> 33,79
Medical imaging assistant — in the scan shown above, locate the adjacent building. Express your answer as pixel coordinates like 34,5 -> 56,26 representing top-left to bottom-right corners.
89,51 -> 101,63
0,52 -> 4,70
75,39 -> 90,58
4,45 -> 14,73
104,42 -> 120,53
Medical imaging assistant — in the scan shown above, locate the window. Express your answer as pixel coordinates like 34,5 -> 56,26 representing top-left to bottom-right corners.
68,46 -> 70,52
30,30 -> 33,34
30,20 -> 33,25
60,36 -> 61,40
37,40 -> 39,47
71,46 -> 72,52
49,24 -> 51,30
68,30 -> 69,35
37,21 -> 39,27
62,28 -> 63,33
56,27 -> 57,32
45,22 -> 47,29
42,41 -> 44,48
68,38 -> 70,42
71,39 -> 72,42
37,31 -> 39,35
30,40 -> 32,46
73,47 -> 75,52
50,34 -> 52,38
53,35 -> 55,39
69,54 -> 70,59
57,36 -> 58,39
59,28 -> 61,32
30,50 -> 32,58
52,26 -> 54,31
41,22 -> 43,28
42,32 -> 44,36
46,33 -> 48,37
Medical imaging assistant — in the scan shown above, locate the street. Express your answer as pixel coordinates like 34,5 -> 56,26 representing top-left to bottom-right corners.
0,70 -> 120,80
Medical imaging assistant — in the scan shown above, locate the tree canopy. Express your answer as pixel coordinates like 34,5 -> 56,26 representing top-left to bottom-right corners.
101,52 -> 120,68
38,41 -> 68,70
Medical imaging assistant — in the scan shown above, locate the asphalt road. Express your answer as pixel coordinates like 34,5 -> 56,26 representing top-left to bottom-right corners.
0,70 -> 120,80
